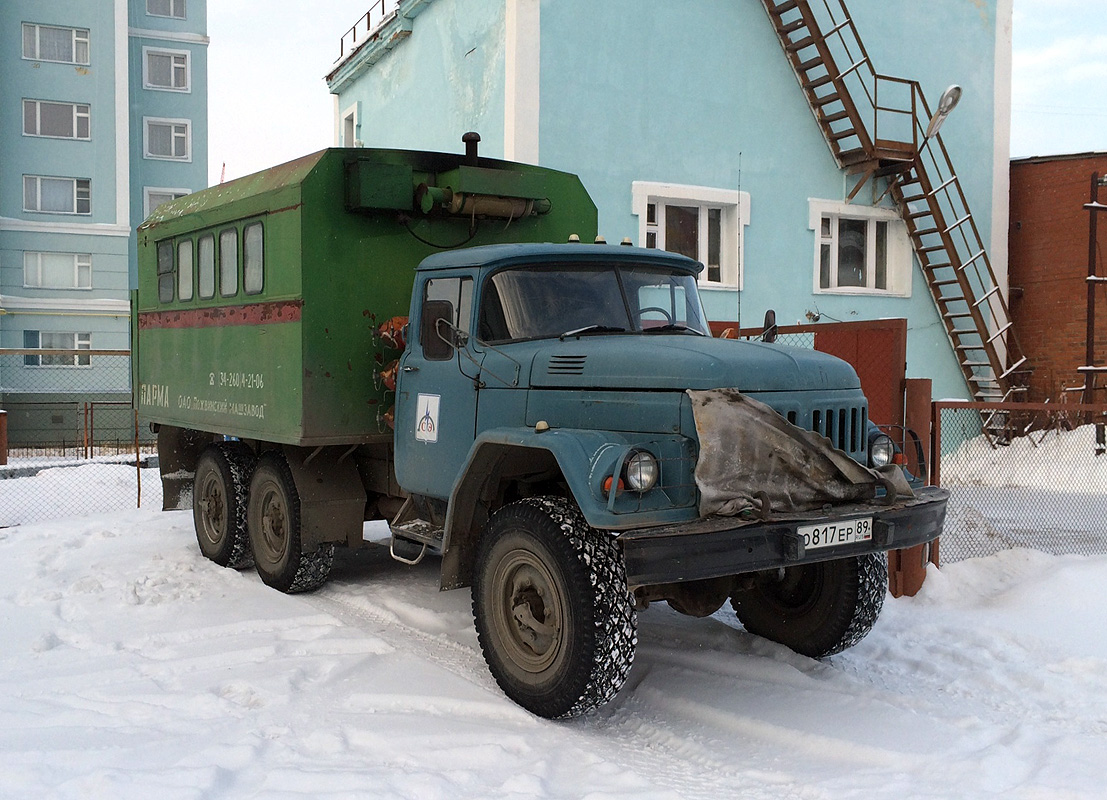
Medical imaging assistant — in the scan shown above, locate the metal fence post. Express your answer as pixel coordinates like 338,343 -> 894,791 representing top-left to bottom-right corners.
889,378 -> 936,597
0,409 -> 7,466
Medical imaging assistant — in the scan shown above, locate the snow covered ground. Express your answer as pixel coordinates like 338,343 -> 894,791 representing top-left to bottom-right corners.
939,424 -> 1107,562
2,467 -> 1106,798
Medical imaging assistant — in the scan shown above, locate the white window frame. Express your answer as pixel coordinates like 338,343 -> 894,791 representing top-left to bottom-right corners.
23,175 -> 91,215
341,102 -> 361,147
809,199 -> 912,297
142,47 -> 191,92
23,331 -> 92,368
143,117 -> 192,161
23,99 -> 91,140
144,187 -> 191,217
146,0 -> 187,19
632,182 -> 750,290
22,23 -> 90,65
23,252 -> 92,290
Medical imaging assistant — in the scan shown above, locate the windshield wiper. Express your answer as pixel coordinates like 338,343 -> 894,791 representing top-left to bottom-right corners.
559,325 -> 627,340
642,324 -> 708,336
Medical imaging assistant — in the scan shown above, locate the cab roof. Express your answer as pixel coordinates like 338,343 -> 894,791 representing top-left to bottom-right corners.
416,243 -> 704,274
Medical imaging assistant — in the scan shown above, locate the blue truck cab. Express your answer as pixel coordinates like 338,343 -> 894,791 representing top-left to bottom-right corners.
391,243 -> 947,717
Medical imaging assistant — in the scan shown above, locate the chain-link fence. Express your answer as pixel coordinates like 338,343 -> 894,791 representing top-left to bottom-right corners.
934,401 -> 1107,563
0,350 -> 158,527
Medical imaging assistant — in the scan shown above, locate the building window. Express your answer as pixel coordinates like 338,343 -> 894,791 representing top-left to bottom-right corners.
809,200 -> 912,296
219,229 -> 238,296
144,187 -> 190,217
22,23 -> 90,65
632,182 -> 750,289
23,331 -> 91,367
147,0 -> 186,19
24,252 -> 92,289
23,99 -> 90,140
144,118 -> 190,160
23,175 -> 91,215
244,222 -> 264,294
143,48 -> 190,91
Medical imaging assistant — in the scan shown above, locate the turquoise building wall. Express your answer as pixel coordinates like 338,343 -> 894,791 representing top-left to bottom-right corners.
0,0 -> 207,401
328,0 -> 1011,402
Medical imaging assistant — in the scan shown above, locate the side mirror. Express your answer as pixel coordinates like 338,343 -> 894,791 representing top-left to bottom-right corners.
421,299 -> 456,360
761,309 -> 778,343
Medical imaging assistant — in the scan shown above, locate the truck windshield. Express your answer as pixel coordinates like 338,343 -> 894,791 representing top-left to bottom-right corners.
477,263 -> 711,342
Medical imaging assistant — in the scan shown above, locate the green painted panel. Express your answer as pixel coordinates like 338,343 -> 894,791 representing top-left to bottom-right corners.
134,146 -> 597,446
136,323 -> 304,443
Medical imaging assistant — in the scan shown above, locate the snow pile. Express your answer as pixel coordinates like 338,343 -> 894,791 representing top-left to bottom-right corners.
2,466 -> 1106,798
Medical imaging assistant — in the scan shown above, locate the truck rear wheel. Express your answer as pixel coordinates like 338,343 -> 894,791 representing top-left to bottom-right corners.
472,497 -> 637,718
731,552 -> 886,658
193,441 -> 255,569
247,453 -> 333,593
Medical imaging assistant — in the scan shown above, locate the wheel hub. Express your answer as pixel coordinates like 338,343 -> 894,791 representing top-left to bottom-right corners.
199,475 -> 226,542
498,554 -> 563,672
261,490 -> 287,553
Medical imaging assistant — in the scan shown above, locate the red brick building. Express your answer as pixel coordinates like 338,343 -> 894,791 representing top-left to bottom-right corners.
1009,152 -> 1107,402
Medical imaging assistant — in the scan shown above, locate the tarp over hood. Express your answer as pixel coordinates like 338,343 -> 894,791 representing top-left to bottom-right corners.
689,388 -> 913,517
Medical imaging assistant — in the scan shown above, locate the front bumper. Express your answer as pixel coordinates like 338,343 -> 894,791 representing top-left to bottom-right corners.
618,485 -> 948,588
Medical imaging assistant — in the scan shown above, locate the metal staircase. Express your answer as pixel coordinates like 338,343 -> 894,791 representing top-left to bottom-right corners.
761,0 -> 1031,405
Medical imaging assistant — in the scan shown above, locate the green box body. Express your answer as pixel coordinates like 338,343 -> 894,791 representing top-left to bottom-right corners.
133,148 -> 597,446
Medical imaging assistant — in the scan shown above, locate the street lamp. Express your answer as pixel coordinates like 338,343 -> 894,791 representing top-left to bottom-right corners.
925,85 -> 963,140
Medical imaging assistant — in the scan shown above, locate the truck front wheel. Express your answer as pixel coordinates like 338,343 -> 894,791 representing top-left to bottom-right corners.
473,497 -> 637,718
193,441 -> 255,569
730,552 -> 887,658
247,453 -> 333,593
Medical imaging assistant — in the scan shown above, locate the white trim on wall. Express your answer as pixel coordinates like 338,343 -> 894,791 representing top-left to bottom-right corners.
504,0 -> 540,164
0,295 -> 130,313
0,217 -> 130,237
992,0 -> 1013,299
128,28 -> 210,45
116,0 -> 130,228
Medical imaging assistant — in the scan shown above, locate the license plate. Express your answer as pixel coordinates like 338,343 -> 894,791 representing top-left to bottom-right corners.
797,517 -> 873,551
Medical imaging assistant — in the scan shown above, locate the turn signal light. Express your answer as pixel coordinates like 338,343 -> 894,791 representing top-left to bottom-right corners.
602,476 -> 625,496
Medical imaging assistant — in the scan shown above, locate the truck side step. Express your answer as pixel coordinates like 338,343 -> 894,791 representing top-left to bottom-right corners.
387,496 -> 445,565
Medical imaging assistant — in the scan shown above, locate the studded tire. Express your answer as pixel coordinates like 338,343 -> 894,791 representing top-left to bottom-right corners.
193,441 -> 256,569
731,552 -> 887,658
473,496 -> 637,719
247,453 -> 333,594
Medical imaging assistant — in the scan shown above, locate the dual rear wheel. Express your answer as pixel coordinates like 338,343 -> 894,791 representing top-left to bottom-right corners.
192,446 -> 332,593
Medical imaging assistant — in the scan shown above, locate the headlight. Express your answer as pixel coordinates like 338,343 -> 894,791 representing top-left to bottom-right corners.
624,450 -> 659,492
869,433 -> 895,468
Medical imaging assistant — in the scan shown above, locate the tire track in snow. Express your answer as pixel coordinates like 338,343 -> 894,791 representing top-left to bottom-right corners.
302,554 -> 870,800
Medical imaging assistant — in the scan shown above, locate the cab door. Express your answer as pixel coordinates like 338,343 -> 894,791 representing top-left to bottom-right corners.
393,275 -> 479,500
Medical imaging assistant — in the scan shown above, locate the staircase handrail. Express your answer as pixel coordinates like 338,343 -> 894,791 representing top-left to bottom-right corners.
803,0 -> 1021,371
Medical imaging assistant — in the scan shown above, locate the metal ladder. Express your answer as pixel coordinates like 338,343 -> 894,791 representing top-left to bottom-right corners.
760,0 -> 1031,414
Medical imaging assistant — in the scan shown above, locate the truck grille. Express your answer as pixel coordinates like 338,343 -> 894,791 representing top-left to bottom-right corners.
810,405 -> 867,456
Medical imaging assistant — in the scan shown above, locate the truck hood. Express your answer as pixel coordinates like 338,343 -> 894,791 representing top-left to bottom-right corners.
526,335 -> 861,393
